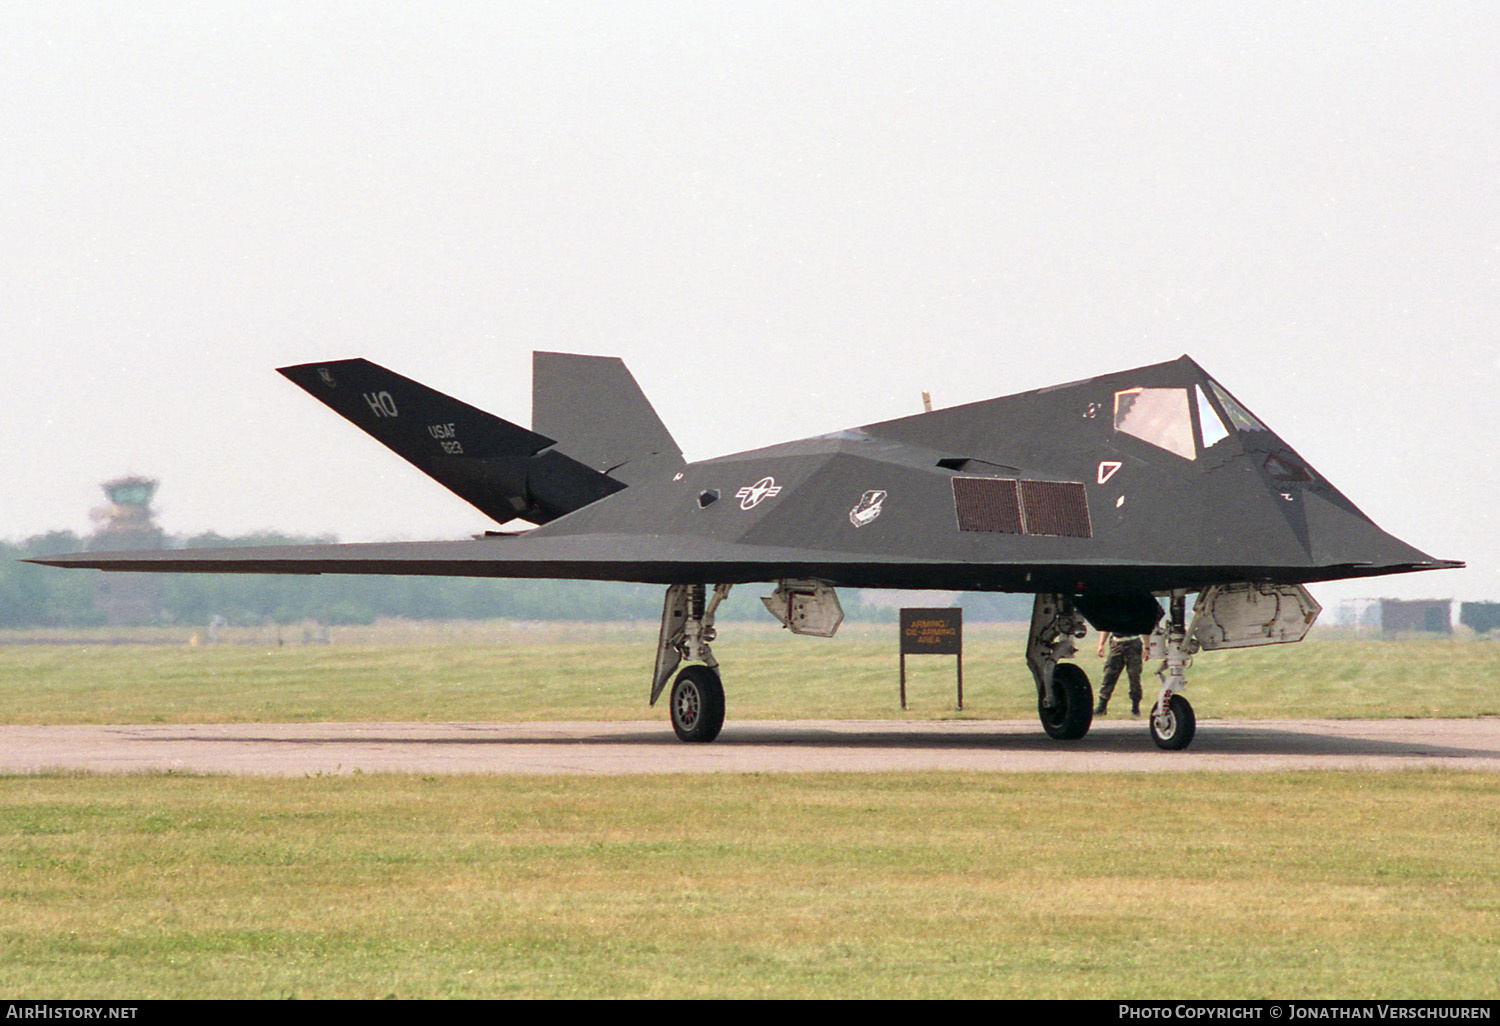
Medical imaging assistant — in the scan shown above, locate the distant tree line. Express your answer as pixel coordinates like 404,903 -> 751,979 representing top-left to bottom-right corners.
0,531 -> 1030,628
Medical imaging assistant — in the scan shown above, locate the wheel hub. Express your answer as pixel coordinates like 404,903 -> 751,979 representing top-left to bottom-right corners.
674,684 -> 700,728
1153,706 -> 1176,737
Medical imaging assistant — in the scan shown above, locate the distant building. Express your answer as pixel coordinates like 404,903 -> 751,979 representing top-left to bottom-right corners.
89,476 -> 165,625
1333,598 -> 1382,630
1459,602 -> 1500,635
1379,598 -> 1452,635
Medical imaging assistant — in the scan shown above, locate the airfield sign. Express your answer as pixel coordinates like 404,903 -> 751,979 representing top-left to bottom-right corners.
899,607 -> 963,710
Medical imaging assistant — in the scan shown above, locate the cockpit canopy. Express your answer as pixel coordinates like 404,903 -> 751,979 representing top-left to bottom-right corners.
1112,377 -> 1317,484
1113,380 -> 1270,461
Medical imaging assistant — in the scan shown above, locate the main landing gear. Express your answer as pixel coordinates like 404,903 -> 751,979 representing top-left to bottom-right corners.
652,583 -> 732,743
1025,594 -> 1093,741
652,580 -> 843,743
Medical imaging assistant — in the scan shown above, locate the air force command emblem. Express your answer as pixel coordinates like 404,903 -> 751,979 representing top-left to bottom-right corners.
849,489 -> 887,527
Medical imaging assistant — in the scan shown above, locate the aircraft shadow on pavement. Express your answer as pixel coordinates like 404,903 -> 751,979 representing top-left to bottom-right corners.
140,722 -> 1500,761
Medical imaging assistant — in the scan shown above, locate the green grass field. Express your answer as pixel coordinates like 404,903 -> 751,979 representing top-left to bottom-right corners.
2,621 -> 1498,724
0,624 -> 1496,998
0,771 -> 1496,999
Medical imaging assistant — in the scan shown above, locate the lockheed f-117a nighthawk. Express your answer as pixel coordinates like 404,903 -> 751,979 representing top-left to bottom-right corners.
32,353 -> 1459,751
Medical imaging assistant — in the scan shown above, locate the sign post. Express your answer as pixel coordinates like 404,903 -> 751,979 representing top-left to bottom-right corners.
899,607 -> 963,710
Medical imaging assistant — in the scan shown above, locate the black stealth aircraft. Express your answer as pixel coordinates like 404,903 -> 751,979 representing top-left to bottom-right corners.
33,353 -> 1459,750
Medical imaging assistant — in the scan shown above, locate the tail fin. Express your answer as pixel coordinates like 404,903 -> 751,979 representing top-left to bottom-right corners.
278,359 -> 623,526
532,352 -> 684,485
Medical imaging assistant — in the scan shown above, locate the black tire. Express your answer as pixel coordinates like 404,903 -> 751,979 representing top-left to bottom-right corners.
1149,693 -> 1196,750
669,665 -> 725,743
1038,663 -> 1093,741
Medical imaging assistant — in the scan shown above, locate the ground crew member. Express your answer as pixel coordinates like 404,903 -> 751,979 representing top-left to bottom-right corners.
1094,631 -> 1144,716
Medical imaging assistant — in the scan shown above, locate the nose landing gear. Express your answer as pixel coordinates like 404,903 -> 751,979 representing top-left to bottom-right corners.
1147,591 -> 1196,750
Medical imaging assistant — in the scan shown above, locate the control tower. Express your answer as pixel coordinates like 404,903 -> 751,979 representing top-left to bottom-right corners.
89,476 -> 165,625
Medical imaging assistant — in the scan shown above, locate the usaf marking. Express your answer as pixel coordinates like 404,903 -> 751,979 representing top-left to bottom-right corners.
736,477 -> 782,510
428,423 -> 462,454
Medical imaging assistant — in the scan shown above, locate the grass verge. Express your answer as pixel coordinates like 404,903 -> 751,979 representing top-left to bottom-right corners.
1,624 -> 1497,724
0,770 -> 1495,998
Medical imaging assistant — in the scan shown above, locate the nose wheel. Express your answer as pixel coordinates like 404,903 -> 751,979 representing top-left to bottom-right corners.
1149,693 -> 1195,750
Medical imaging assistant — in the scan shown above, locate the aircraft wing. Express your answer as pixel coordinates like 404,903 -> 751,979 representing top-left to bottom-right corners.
27,532 -> 1459,594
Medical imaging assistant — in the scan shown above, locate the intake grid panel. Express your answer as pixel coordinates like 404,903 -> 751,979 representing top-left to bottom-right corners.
1019,480 -> 1092,538
951,477 -> 1022,533
952,477 -> 1091,538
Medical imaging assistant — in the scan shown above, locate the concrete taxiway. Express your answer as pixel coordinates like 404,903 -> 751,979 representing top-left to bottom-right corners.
0,718 -> 1496,776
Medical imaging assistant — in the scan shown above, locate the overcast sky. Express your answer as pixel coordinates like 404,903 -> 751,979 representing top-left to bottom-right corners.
2,2 -> 1495,607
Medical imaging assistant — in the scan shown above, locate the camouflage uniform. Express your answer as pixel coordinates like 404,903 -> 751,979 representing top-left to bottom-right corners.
1096,634 -> 1144,715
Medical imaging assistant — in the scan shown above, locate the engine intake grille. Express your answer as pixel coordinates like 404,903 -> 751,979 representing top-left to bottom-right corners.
952,477 -> 1092,538
951,477 -> 1022,534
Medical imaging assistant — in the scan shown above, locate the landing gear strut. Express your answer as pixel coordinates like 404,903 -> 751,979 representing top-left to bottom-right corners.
1026,593 -> 1093,740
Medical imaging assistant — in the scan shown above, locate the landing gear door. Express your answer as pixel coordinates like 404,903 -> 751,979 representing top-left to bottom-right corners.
1188,583 -> 1321,651
651,584 -> 691,706
761,580 -> 844,638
